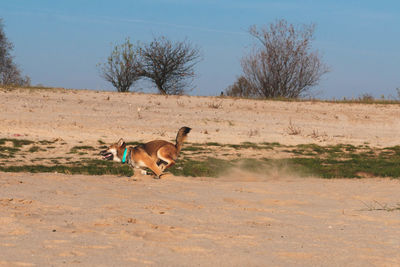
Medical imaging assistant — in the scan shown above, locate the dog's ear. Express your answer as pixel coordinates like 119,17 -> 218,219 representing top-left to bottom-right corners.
117,138 -> 125,147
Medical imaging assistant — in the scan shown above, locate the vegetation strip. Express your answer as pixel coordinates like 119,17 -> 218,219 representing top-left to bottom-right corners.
1,138 -> 400,178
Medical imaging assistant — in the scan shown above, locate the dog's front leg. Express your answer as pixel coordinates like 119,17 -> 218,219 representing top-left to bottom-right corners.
130,164 -> 148,177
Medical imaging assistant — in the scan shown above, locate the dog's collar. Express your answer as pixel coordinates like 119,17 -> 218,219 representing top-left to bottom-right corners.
122,148 -> 128,163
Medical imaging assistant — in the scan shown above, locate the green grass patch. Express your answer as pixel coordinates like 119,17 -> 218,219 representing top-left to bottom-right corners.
69,146 -> 96,154
278,156 -> 400,178
236,142 -> 263,149
170,157 -> 234,177
2,153 -> 400,178
181,146 -> 208,152
382,146 -> 400,157
29,146 -> 39,153
0,146 -> 20,158
1,139 -> 399,179
227,142 -> 279,150
0,138 -> 34,147
38,140 -> 57,145
0,159 -> 133,176
125,141 -> 142,146
205,142 -> 224,147
288,143 -> 374,159
71,145 -> 95,150
169,153 -> 400,179
185,142 -> 282,150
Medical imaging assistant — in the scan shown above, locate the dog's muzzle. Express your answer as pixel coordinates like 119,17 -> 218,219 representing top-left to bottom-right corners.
100,150 -> 113,160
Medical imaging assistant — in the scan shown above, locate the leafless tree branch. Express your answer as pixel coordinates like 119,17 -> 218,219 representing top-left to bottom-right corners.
228,19 -> 329,98
140,36 -> 201,95
0,18 -> 30,86
98,38 -> 142,92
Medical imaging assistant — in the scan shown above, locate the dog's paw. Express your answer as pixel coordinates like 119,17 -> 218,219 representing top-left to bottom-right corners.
158,173 -> 172,179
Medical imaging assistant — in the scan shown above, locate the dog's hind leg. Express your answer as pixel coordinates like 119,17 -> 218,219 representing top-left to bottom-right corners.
136,149 -> 163,178
156,159 -> 168,172
157,147 -> 177,171
162,160 -> 175,170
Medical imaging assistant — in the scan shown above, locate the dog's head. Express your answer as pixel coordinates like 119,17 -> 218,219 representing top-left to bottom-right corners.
100,138 -> 126,162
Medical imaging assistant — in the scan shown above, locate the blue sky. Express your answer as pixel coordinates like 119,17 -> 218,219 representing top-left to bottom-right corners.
1,0 -> 399,98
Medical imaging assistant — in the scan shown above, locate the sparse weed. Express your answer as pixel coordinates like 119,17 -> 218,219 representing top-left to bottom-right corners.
29,146 -> 43,153
360,200 -> 400,212
287,120 -> 301,135
309,129 -> 327,139
207,101 -> 223,109
177,100 -> 185,107
156,130 -> 166,137
137,107 -> 143,119
248,129 -> 259,137
69,146 -> 95,154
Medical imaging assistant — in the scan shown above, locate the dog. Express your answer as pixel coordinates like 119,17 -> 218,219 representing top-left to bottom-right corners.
100,127 -> 191,178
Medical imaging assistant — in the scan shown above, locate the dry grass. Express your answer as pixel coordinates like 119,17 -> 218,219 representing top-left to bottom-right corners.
207,101 -> 223,109
360,200 -> 400,212
156,130 -> 166,137
177,100 -> 185,107
309,129 -> 328,139
287,120 -> 301,135
137,107 -> 143,119
248,129 -> 259,137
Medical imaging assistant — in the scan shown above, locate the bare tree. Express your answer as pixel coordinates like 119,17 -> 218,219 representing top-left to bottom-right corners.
239,19 -> 328,98
0,18 -> 30,86
140,36 -> 201,95
99,38 -> 142,92
1,62 -> 30,86
225,76 -> 256,98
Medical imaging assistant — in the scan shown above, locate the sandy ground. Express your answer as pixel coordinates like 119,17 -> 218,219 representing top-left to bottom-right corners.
1,88 -> 400,147
1,173 -> 399,266
1,88 -> 400,266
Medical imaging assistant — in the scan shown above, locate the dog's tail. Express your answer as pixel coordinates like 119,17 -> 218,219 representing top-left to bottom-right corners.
175,126 -> 191,154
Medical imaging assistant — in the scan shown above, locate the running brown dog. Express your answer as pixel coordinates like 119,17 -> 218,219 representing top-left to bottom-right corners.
100,127 -> 191,178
